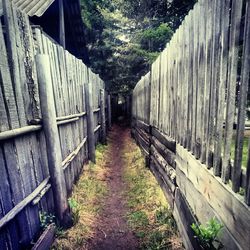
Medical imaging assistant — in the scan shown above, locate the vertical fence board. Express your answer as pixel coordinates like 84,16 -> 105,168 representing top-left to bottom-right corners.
222,0 -> 243,185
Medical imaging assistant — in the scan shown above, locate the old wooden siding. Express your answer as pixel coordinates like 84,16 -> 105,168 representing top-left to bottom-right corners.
132,0 -> 250,249
0,1 -> 108,249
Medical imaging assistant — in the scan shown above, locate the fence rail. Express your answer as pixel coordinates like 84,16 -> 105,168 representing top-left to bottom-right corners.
132,0 -> 250,249
0,0 -> 111,249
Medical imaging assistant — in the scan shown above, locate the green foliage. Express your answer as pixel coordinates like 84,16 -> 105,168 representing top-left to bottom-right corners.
137,23 -> 173,52
191,218 -> 224,250
144,230 -> 169,250
155,206 -> 176,228
39,211 -> 55,230
80,0 -> 196,94
68,198 -> 80,225
128,211 -> 149,228
123,142 -> 182,248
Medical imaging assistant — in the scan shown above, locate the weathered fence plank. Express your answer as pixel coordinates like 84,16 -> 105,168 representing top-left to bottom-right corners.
100,89 -> 107,144
36,54 -> 71,226
85,70 -> 96,163
132,0 -> 250,248
222,0 -> 243,185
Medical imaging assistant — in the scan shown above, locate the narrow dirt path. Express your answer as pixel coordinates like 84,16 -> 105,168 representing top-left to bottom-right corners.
86,124 -> 139,250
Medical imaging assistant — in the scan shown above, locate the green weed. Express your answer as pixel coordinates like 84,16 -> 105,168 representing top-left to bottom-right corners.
122,139 -> 182,249
68,198 -> 80,225
191,218 -> 223,250
39,211 -> 55,230
52,143 -> 109,249
128,211 -> 149,229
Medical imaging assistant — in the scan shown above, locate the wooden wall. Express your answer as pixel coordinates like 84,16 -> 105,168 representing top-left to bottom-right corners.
132,0 -> 250,249
0,1 -> 110,249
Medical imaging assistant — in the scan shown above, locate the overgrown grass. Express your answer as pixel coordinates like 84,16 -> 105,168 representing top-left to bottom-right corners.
122,139 -> 183,250
51,144 -> 109,250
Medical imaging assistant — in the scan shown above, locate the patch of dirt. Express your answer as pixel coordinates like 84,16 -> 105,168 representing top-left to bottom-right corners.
86,124 -> 139,250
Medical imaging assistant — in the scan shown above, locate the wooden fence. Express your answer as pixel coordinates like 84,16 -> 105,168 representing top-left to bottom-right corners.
0,1 -> 111,249
132,0 -> 250,249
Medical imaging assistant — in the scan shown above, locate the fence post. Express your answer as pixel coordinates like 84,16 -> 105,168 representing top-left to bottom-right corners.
84,72 -> 96,163
107,95 -> 112,130
36,55 -> 71,227
100,89 -> 107,144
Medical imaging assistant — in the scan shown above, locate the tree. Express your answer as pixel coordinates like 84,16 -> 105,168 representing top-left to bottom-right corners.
80,0 -> 196,94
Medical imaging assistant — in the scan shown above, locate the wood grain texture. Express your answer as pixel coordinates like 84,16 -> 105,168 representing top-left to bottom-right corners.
176,144 -> 250,250
31,223 -> 55,250
36,55 -> 70,226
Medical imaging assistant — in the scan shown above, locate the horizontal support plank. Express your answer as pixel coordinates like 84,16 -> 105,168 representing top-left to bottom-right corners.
57,117 -> 79,126
151,136 -> 176,167
134,130 -> 150,155
56,112 -> 86,121
151,145 -> 176,184
93,108 -> 100,113
0,125 -> 42,141
0,113 -> 86,140
173,188 -> 200,250
62,137 -> 87,170
150,161 -> 175,209
94,125 -> 101,133
32,184 -> 51,205
151,127 -> 176,153
176,165 -> 241,250
136,119 -> 150,133
150,154 -> 176,192
176,144 -> 250,249
135,127 -> 150,143
0,177 -> 50,229
31,223 -> 55,250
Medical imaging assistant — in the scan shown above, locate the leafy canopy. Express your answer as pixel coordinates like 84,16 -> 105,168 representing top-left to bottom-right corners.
80,0 -> 196,94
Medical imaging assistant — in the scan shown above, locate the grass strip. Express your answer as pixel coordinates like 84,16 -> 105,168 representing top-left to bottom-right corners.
52,144 -> 109,250
122,138 -> 183,250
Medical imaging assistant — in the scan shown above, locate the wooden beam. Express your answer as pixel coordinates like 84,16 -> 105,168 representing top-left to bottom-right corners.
107,95 -> 112,130
94,125 -> 101,133
56,112 -> 86,121
59,0 -> 65,48
84,72 -> 96,163
31,223 -> 55,250
36,55 -> 71,227
100,89 -> 107,144
151,145 -> 176,184
0,177 -> 50,230
151,127 -> 176,153
176,144 -> 250,249
176,165 -> 241,250
149,162 -> 174,209
32,184 -> 51,206
0,125 -> 42,141
173,188 -> 200,250
57,117 -> 79,126
136,119 -> 150,133
151,136 -> 176,167
62,137 -> 87,170
93,108 -> 100,113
